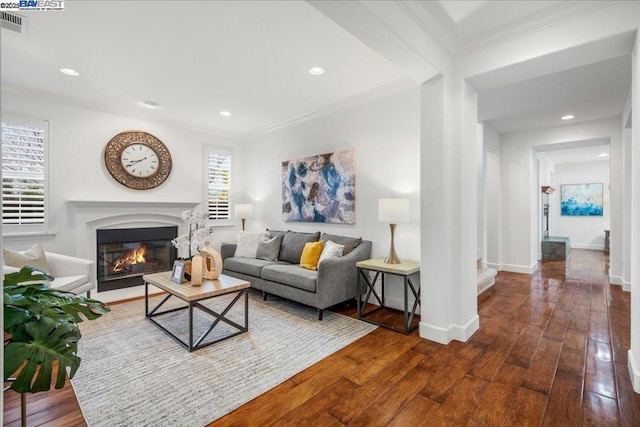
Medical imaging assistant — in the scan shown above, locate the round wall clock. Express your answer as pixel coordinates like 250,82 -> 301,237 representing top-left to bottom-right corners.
104,131 -> 172,190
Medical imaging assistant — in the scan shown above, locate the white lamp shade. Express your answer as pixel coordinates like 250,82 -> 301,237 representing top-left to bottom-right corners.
378,198 -> 409,223
235,203 -> 253,219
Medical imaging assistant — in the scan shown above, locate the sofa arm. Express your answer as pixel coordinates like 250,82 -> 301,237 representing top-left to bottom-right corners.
316,240 -> 372,306
221,242 -> 237,261
45,252 -> 93,279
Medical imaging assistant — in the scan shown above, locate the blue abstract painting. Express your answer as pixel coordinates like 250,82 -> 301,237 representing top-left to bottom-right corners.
282,149 -> 355,223
561,183 -> 604,216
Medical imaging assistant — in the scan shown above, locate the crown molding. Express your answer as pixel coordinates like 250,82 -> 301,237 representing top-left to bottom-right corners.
0,84 -> 243,141
457,1 -> 619,56
397,1 -> 620,58
240,77 -> 418,140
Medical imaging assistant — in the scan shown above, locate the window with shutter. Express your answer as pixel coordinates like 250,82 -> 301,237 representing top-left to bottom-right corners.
1,117 -> 49,233
205,147 -> 232,221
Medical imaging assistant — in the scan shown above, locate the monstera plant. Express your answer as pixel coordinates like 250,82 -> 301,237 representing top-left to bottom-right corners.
4,266 -> 110,393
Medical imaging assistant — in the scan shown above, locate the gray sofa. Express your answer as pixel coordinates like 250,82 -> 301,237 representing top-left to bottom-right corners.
221,231 -> 372,320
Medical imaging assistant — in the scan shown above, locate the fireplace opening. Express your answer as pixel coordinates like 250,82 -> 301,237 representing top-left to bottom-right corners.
97,226 -> 177,292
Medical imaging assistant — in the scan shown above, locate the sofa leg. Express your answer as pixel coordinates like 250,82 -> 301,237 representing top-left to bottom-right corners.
262,291 -> 267,301
86,291 -> 91,298
318,309 -> 323,321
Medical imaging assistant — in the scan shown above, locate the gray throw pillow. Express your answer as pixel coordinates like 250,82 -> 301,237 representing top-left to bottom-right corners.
279,231 -> 320,264
256,233 -> 283,261
320,233 -> 362,255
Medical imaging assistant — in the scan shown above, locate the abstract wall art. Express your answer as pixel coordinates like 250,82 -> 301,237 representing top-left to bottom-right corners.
282,149 -> 355,224
560,183 -> 604,216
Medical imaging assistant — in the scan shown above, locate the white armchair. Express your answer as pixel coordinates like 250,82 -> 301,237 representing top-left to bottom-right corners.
3,252 -> 95,296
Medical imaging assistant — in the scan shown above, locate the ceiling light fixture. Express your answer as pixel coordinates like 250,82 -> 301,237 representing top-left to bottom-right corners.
598,153 -> 608,157
141,101 -> 159,109
220,111 -> 231,117
561,115 -> 575,120
60,68 -> 80,77
309,66 -> 324,76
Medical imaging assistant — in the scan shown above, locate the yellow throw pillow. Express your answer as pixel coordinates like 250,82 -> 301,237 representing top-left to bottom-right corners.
3,243 -> 52,275
300,241 -> 324,271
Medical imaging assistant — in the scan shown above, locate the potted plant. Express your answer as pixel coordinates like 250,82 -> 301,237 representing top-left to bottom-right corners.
4,266 -> 110,425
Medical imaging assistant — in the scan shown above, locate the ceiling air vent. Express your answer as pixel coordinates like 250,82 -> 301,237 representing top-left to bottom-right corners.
1,11 -> 26,35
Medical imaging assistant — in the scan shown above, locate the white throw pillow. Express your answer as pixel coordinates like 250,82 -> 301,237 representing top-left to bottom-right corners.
3,243 -> 52,275
234,231 -> 267,258
318,240 -> 344,264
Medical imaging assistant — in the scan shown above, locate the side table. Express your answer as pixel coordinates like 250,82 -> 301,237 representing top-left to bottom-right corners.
356,258 -> 420,334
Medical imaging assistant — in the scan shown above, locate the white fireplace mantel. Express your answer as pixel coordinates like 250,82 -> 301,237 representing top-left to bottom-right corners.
67,199 -> 200,302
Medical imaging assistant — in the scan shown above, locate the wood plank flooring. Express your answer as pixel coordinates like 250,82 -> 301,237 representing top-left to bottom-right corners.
4,249 -> 640,426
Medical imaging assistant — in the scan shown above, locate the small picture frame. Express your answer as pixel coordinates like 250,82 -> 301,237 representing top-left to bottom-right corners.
171,260 -> 186,284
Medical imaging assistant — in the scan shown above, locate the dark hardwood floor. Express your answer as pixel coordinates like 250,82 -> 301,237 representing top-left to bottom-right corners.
4,249 -> 640,426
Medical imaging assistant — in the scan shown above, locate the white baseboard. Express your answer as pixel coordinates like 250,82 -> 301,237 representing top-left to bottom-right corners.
609,276 -> 632,292
571,243 -> 605,250
499,263 -> 538,274
487,262 -> 500,270
419,315 -> 479,344
628,350 -> 640,393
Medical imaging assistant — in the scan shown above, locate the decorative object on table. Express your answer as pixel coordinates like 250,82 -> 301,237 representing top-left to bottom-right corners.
378,198 -> 410,264
4,267 -> 109,427
171,260 -> 187,284
560,183 -> 604,216
190,253 -> 205,285
201,241 -> 223,280
282,149 -> 355,224
235,203 -> 254,231
104,130 -> 172,190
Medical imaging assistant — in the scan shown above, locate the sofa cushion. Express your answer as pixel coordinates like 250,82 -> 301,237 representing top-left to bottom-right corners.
261,264 -> 318,293
235,231 -> 267,258
4,243 -> 52,275
256,233 -> 283,261
224,257 -> 281,277
279,231 -> 320,264
320,233 -> 362,255
50,275 -> 88,292
300,241 -> 324,271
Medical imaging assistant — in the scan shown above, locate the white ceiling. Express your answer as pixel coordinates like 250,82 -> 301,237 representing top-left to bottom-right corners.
0,1 -> 633,141
538,142 -> 611,165
478,54 -> 632,133
0,1 -> 405,136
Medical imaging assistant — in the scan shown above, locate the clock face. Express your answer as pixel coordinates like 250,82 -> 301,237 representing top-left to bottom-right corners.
120,143 -> 159,178
104,131 -> 172,190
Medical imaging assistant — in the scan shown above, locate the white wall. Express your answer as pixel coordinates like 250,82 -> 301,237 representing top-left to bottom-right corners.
500,117 -> 622,273
2,89 -> 245,255
552,161 -> 610,250
483,123 -> 500,270
243,85 -> 422,310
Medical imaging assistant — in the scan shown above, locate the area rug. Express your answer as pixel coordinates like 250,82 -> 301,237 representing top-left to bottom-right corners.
71,291 -> 376,427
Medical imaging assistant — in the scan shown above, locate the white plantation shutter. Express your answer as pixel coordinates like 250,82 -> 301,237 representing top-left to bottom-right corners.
206,150 -> 231,220
2,118 -> 49,230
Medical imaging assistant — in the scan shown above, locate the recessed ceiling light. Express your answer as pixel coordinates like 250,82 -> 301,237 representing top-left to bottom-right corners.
220,111 -> 231,117
141,101 -> 159,109
309,66 -> 325,76
561,115 -> 575,120
60,68 -> 80,77
598,153 -> 608,157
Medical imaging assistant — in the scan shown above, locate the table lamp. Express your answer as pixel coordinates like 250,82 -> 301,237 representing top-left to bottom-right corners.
378,198 -> 409,264
235,203 -> 253,231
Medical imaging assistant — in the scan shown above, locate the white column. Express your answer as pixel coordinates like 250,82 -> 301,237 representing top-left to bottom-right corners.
419,74 -> 479,344
629,22 -> 640,393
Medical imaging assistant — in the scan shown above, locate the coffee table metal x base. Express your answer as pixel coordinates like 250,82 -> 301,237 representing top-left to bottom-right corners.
357,267 -> 421,334
145,284 -> 248,352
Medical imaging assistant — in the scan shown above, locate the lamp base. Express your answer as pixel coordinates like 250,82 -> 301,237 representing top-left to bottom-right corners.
384,223 -> 401,264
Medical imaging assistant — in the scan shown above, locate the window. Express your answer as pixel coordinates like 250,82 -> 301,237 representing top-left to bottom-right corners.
204,146 -> 232,221
1,116 -> 49,233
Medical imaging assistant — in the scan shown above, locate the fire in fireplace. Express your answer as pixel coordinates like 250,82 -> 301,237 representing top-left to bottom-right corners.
96,226 -> 177,292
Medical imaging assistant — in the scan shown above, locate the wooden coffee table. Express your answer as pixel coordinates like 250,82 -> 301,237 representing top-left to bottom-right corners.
143,271 -> 250,352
